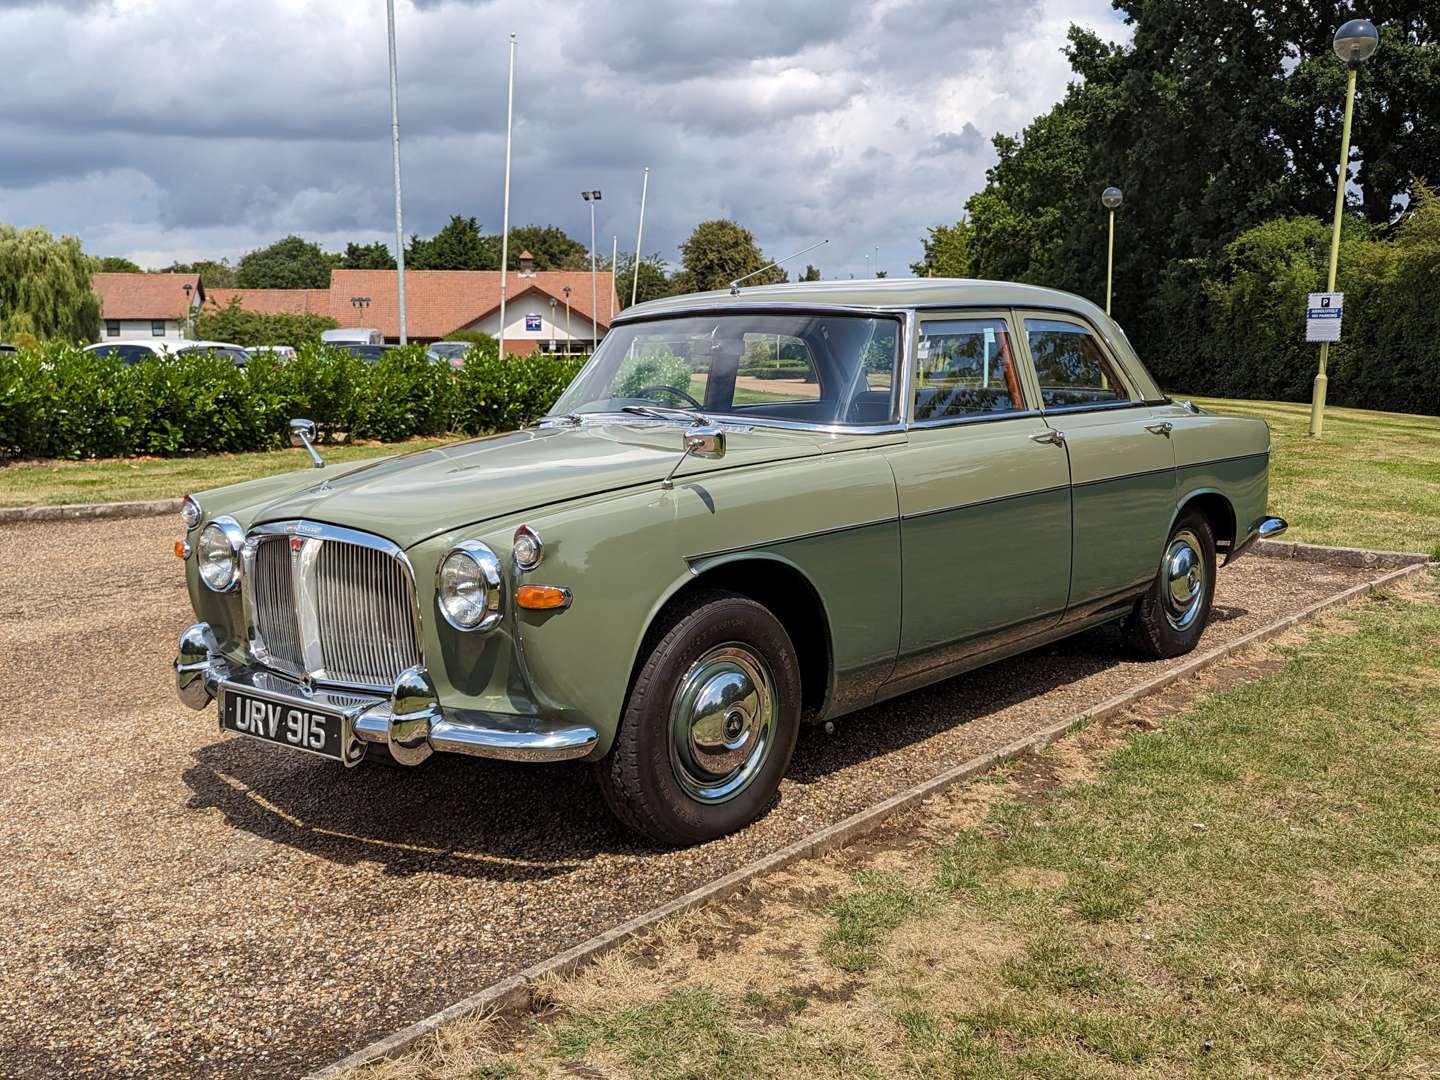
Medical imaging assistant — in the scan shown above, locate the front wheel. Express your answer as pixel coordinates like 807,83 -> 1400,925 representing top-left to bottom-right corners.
1123,512 -> 1217,659
595,590 -> 802,846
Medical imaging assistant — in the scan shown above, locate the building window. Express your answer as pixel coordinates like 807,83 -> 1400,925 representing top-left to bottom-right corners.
105,321 -> 120,337
152,320 -> 166,337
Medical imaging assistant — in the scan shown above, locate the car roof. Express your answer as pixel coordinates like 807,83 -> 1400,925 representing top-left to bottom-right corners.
619,276 -> 1113,325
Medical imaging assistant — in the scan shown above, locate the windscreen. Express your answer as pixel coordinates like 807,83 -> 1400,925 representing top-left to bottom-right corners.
548,313 -> 900,427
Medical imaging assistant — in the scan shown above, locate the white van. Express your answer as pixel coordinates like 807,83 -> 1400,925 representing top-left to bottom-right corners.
321,328 -> 385,345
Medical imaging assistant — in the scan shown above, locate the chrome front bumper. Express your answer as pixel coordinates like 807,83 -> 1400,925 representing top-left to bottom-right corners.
174,622 -> 598,766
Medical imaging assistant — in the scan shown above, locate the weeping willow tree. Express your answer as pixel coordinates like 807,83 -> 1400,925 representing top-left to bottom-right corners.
0,225 -> 101,342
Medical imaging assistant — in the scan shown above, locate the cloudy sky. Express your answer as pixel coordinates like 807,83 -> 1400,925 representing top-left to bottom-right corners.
0,0 -> 1127,278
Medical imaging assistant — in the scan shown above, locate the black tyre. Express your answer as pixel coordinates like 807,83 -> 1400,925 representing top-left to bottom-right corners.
595,589 -> 802,846
1124,511 -> 1217,659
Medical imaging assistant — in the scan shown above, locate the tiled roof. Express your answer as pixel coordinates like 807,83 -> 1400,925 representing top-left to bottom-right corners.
205,288 -> 332,316
92,273 -> 202,320
327,270 -> 620,339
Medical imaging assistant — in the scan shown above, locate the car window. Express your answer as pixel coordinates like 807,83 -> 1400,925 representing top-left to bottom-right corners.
550,313 -> 901,428
914,317 -> 1026,420
1024,318 -> 1129,408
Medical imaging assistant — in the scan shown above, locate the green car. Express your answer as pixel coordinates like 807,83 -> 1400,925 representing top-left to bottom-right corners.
174,279 -> 1285,845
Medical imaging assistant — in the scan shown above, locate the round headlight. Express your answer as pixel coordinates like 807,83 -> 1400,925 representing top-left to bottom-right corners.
197,518 -> 244,592
180,495 -> 202,530
437,542 -> 504,631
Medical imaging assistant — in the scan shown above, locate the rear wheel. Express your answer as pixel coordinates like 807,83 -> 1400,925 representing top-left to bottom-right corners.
1124,512 -> 1216,659
596,590 -> 802,846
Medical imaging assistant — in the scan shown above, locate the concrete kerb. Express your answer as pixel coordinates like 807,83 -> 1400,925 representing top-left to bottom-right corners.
0,498 -> 182,525
305,554 -> 1432,1079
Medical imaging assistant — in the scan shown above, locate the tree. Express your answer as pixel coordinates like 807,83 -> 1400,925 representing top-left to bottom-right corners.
910,220 -> 972,277
95,256 -> 143,273
799,264 -> 822,281
611,251 -> 676,308
507,225 -> 588,270
161,259 -> 238,287
0,225 -> 101,342
672,219 -> 784,295
407,215 -> 498,270
338,241 -> 396,270
236,235 -> 336,289
194,297 -> 339,347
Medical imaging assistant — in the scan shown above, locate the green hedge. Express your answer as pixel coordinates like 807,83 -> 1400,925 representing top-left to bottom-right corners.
0,342 -> 586,460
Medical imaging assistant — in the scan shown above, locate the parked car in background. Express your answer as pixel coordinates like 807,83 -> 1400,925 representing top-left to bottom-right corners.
426,341 -> 472,368
85,340 -> 248,366
333,343 -> 393,363
174,278 -> 1285,846
321,328 -> 385,346
176,342 -> 250,367
0,344 -> 16,354
249,345 -> 297,361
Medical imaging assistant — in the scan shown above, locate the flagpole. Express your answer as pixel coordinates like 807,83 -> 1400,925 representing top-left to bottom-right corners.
630,166 -> 648,307
610,234 -> 617,320
385,0 -> 407,343
497,32 -> 516,360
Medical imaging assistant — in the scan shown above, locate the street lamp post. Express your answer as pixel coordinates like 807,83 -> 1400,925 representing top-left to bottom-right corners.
1101,186 -> 1123,316
350,296 -> 371,327
1309,17 -> 1380,438
581,190 -> 601,349
562,285 -> 572,355
182,282 -> 193,339
548,296 -> 558,353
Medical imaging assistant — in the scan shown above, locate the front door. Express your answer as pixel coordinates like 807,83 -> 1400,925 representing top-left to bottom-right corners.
1017,313 -> 1176,621
886,311 -> 1073,682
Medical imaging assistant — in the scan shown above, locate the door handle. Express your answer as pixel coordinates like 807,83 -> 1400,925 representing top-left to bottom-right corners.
1146,422 -> 1174,437
1030,429 -> 1065,447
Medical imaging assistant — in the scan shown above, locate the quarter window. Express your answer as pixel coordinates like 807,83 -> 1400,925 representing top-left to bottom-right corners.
1024,319 -> 1129,408
914,317 -> 1025,420
151,320 -> 166,337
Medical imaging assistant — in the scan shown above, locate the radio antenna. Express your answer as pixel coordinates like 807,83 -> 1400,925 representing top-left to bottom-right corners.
730,239 -> 829,295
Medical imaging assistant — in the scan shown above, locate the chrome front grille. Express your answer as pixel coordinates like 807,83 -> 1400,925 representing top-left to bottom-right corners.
315,540 -> 421,686
253,538 -> 303,671
244,523 -> 422,690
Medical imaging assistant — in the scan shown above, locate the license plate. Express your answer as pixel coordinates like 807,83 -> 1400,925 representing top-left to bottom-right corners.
221,688 -> 344,761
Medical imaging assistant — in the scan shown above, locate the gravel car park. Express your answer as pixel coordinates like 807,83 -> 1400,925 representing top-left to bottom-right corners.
0,512 -> 1385,1079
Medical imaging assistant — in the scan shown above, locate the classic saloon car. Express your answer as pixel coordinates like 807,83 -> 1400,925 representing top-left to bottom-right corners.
175,279 -> 1285,845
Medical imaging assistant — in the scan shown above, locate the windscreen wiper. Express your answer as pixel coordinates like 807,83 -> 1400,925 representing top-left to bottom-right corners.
621,404 -> 712,426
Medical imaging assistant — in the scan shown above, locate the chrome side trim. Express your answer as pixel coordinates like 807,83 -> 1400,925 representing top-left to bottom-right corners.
1224,515 -> 1288,566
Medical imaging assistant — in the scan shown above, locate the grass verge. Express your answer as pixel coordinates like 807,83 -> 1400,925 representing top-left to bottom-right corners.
343,570 -> 1440,1079
1193,396 -> 1440,557
0,438 -> 455,507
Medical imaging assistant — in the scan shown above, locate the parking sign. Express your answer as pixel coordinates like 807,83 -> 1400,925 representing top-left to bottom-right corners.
1305,292 -> 1343,343
525,313 -> 542,333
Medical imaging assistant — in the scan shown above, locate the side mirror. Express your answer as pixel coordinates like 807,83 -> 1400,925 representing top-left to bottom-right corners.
289,418 -> 324,468
684,426 -> 726,460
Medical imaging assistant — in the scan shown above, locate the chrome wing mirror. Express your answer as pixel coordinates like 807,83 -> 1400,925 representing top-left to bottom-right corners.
289,418 -> 324,469
661,425 -> 725,489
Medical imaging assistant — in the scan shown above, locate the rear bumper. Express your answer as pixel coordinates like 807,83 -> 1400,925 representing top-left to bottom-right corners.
1224,515 -> 1288,565
174,622 -> 598,765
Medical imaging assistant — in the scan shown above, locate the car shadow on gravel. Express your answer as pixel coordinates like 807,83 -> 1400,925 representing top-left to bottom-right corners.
180,606 -> 1251,876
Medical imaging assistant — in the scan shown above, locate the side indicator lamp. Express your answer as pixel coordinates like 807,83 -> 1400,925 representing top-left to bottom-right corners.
515,584 -> 572,611
175,539 -> 192,559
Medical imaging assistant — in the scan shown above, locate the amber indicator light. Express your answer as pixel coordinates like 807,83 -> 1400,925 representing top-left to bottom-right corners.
515,585 -> 570,611
174,539 -> 191,559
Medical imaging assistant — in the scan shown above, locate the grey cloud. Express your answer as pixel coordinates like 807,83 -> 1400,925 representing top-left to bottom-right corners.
920,122 -> 986,158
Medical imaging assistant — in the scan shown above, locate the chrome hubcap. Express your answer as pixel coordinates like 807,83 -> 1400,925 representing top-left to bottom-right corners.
669,643 -> 776,804
1163,529 -> 1205,631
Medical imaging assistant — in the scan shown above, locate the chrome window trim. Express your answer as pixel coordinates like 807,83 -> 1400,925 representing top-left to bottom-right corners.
1038,399 -> 1152,417
242,519 -> 424,694
558,305 -> 911,434
908,408 -> 1045,431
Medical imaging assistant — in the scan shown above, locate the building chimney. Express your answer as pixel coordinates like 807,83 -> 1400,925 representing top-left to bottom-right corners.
518,250 -> 535,277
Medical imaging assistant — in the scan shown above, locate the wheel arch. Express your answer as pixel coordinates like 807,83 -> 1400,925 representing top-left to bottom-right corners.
1172,488 -> 1237,555
630,553 -> 835,724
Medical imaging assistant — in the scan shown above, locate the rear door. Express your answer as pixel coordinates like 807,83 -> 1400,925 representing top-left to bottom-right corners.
1016,312 -> 1176,622
886,310 -> 1073,681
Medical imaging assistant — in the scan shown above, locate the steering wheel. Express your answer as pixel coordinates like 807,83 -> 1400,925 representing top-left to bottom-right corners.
636,384 -> 704,410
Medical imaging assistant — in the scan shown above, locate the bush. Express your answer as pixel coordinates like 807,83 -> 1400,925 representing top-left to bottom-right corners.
0,341 -> 586,461
195,297 -> 339,347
